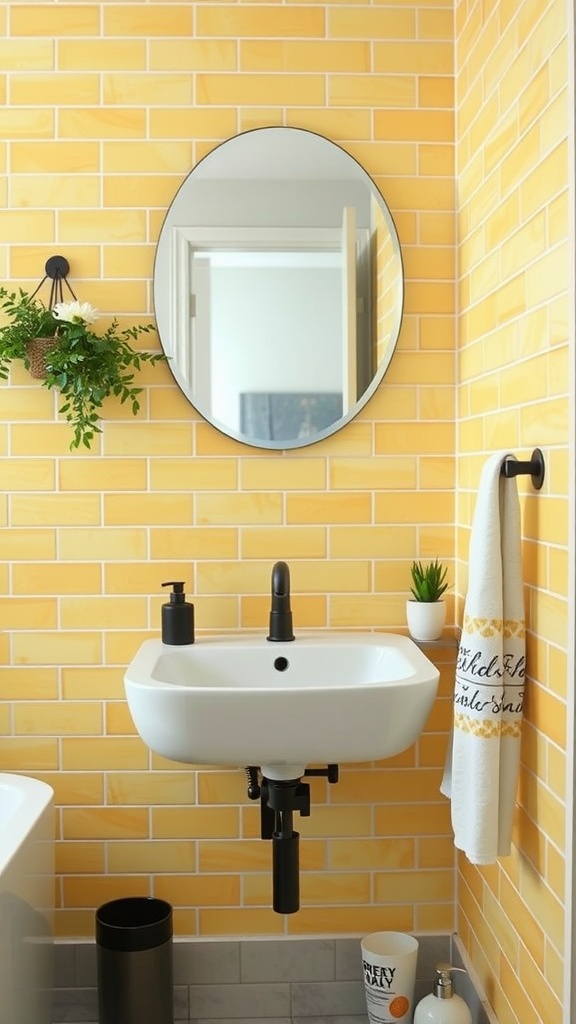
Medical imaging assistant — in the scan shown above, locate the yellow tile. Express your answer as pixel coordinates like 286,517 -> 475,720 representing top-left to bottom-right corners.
156,874 -> 239,906
109,841 -> 196,874
198,771 -> 247,806
329,457 -> 416,490
153,807 -> 239,840
0,667 -> 58,700
415,904 -> 455,932
375,802 -> 452,836
418,837 -> 456,869
151,527 -> 238,561
104,493 -> 192,526
0,520 -> 54,561
12,5 -> 99,35
12,74 -> 99,106
375,869 -> 453,904
151,39 -> 237,72
298,806 -> 373,839
108,174 -> 179,210
14,701 -> 102,736
56,842 -> 105,875
241,458 -> 325,491
104,73 -> 192,106
60,668 -> 121,702
287,905 -> 413,936
10,423 -> 86,455
241,526 -> 326,560
63,876 -> 146,908
59,458 -> 147,491
0,737 -> 59,771
286,492 -> 371,525
373,41 -> 453,75
150,458 -> 237,491
199,840 -> 270,873
293,559 -> 370,593
0,597 -> 57,630
61,738 -> 148,772
12,563 -> 101,594
102,253 -> 155,287
10,493 -> 101,526
197,7 -> 324,38
375,109 -> 454,143
0,39 -> 53,70
197,74 -> 325,107
331,526 -> 415,559
59,528 -> 148,561
59,107 -> 147,140
330,75 -> 416,108
40,774 -> 103,806
106,702 -> 136,735
375,491 -> 454,524
149,107 -> 237,141
330,9 -> 416,41
104,5 -> 193,36
61,596 -> 147,630
197,492 -> 282,526
0,458 -> 54,493
13,631 -> 101,666
241,40 -> 370,73
330,838 -> 415,870
200,908 -> 283,935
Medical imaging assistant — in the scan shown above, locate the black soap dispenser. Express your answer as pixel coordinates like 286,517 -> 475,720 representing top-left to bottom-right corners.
161,581 -> 194,645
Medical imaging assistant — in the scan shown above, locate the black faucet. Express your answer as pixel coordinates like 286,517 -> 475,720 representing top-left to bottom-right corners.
267,561 -> 295,642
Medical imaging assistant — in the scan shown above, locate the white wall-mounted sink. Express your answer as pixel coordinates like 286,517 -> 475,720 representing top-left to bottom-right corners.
124,632 -> 439,776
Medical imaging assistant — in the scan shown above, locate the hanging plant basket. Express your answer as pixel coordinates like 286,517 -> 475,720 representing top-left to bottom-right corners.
26,336 -> 57,379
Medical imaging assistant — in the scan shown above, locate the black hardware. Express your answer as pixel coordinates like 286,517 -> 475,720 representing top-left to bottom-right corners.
30,255 -> 77,309
501,448 -> 545,490
304,764 -> 339,784
248,764 -> 341,914
273,830 -> 300,914
267,560 -> 295,642
244,766 -> 261,801
258,776 -> 311,914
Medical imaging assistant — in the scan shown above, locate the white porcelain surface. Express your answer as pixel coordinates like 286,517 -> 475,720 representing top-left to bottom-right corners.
406,600 -> 446,642
0,773 -> 54,1024
124,632 -> 439,768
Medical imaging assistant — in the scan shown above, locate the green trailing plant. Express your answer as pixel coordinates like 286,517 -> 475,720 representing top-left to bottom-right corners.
410,558 -> 449,603
0,287 -> 167,449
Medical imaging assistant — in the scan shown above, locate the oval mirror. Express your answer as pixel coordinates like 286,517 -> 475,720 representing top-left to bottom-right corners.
154,127 -> 404,449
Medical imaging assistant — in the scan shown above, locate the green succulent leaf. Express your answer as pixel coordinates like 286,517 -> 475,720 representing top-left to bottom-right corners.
410,558 -> 449,602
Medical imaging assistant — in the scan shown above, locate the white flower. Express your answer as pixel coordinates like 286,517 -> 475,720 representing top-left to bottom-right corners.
52,300 -> 99,325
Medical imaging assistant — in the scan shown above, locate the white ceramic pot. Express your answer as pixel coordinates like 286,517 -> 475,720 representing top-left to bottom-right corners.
406,599 -> 446,642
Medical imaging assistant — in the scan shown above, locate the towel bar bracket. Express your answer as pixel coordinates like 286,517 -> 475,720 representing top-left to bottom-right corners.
501,447 -> 545,490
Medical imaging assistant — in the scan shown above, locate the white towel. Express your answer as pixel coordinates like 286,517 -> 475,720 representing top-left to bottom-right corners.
440,451 -> 525,864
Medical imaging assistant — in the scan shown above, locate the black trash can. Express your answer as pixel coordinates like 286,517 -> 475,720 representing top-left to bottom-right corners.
96,897 -> 173,1024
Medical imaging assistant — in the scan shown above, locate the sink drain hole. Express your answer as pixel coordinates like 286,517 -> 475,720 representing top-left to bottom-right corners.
274,656 -> 290,672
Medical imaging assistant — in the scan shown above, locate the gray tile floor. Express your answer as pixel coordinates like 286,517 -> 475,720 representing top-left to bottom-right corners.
51,933 -> 493,1024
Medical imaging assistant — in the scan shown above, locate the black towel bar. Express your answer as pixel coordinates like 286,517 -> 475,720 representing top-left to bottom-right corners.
501,447 -> 545,489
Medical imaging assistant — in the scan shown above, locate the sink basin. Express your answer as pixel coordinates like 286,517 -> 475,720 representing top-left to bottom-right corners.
124,632 -> 439,775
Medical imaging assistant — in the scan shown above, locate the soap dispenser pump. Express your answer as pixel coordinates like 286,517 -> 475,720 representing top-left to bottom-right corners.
413,963 -> 472,1024
161,581 -> 194,645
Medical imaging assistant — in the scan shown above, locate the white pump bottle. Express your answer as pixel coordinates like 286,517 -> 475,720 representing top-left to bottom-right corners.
413,963 -> 473,1024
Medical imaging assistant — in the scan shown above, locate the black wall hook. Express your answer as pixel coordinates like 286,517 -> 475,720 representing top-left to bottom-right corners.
501,448 -> 545,490
30,254 -> 77,308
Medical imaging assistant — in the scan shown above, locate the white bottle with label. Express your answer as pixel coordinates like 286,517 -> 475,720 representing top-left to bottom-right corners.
413,963 -> 473,1024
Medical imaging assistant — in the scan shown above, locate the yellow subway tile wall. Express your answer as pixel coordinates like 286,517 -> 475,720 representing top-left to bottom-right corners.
456,1 -> 571,1023
1,0 -> 457,942
1,1 -> 573,1019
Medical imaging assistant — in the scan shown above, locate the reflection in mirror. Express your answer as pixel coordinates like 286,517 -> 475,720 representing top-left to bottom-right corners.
154,127 -> 404,449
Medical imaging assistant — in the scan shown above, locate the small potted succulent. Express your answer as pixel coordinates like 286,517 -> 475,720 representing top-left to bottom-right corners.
406,558 -> 449,641
0,286 -> 166,449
